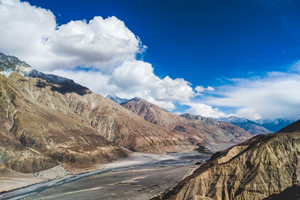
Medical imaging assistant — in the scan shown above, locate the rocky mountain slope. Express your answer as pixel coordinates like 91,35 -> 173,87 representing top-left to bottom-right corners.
0,53 -> 197,158
121,98 -> 253,147
0,54 -> 130,174
162,121 -> 300,200
218,116 -> 272,135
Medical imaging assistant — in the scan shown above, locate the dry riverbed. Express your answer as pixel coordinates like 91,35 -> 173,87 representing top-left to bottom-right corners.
0,151 -> 212,200
23,165 -> 198,200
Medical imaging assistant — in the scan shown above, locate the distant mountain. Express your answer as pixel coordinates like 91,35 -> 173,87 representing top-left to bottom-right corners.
218,116 -> 294,134
255,118 -> 294,132
180,114 -> 254,143
121,98 -> 253,147
106,94 -> 129,104
217,116 -> 271,135
162,120 -> 300,200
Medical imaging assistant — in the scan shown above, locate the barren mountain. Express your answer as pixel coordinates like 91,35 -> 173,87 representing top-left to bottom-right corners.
0,72 -> 127,174
162,121 -> 300,200
121,98 -> 253,147
0,52 -> 195,161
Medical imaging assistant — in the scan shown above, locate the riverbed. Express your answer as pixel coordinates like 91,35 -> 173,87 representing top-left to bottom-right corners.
0,151 -> 211,200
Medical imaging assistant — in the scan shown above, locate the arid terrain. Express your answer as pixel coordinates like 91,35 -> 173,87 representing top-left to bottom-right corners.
0,52 -> 253,193
0,151 -> 211,200
161,121 -> 300,200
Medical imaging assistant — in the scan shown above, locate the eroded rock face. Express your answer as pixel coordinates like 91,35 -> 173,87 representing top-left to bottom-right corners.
163,130 -> 300,200
0,74 -> 128,173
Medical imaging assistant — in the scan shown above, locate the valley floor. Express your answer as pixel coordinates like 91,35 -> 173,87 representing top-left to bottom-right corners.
23,165 -> 198,200
0,151 -> 212,200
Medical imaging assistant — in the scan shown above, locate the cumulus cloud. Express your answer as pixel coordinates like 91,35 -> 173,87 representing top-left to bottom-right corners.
0,0 -> 144,72
180,102 -> 227,118
51,60 -> 196,111
204,71 -> 300,120
195,86 -> 205,93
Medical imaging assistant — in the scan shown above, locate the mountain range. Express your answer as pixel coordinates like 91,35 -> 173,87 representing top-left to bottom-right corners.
1,52 -> 299,200
218,116 -> 294,135
0,53 -> 253,183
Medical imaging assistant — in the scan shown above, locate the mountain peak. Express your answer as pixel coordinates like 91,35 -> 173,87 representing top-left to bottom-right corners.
0,52 -> 90,95
0,52 -> 33,76
106,94 -> 129,104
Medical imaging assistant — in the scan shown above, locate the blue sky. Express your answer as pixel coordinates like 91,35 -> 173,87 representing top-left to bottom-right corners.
1,0 -> 300,120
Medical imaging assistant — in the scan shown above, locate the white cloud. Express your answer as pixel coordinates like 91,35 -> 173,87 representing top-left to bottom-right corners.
195,86 -> 205,93
0,0 -> 144,72
0,0 -> 198,111
205,71 -> 300,120
194,85 -> 215,96
206,86 -> 214,91
181,102 -> 227,118
51,60 -> 195,111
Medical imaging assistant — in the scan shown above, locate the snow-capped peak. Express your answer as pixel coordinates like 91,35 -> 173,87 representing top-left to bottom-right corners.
106,95 -> 129,104
217,116 -> 251,123
0,52 -> 33,77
